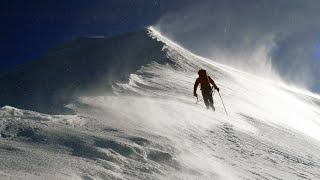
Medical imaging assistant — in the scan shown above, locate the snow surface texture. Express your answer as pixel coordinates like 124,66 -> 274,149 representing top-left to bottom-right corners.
1,28 -> 320,179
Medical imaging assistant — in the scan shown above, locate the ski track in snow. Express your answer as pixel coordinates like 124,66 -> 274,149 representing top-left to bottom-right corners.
1,28 -> 320,179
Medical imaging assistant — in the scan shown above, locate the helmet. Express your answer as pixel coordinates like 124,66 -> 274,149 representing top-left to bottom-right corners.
198,69 -> 207,76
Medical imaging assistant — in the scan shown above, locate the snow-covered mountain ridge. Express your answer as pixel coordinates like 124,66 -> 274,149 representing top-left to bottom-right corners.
1,27 -> 320,179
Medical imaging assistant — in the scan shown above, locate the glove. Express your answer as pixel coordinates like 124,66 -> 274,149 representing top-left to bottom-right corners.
216,87 -> 220,92
194,93 -> 197,97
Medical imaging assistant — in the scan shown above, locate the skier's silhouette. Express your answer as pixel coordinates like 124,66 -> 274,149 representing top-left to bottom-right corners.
194,69 -> 219,110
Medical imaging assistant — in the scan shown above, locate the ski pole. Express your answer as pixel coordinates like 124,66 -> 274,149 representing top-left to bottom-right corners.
218,92 -> 228,116
196,96 -> 203,104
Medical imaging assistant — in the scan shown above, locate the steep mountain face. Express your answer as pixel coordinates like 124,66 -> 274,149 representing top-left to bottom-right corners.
0,28 -> 320,179
0,29 -> 170,114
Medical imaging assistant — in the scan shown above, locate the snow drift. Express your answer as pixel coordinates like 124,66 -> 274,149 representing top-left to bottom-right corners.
0,27 -> 320,179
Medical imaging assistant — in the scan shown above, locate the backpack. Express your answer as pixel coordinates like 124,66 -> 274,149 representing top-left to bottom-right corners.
198,69 -> 211,89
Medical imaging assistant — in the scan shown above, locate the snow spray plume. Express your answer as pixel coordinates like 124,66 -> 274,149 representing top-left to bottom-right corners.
155,0 -> 320,93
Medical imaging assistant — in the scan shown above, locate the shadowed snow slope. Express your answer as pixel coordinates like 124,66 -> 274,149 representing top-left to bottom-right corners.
1,28 -> 320,179
0,29 -> 170,114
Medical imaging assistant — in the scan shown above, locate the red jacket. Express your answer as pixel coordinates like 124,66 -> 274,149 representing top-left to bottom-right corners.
194,76 -> 218,94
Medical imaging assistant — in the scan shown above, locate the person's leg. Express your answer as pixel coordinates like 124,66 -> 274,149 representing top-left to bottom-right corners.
201,90 -> 210,108
209,93 -> 215,110
208,92 -> 214,108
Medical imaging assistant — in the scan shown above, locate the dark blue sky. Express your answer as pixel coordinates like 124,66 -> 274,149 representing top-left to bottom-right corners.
0,0 -> 194,71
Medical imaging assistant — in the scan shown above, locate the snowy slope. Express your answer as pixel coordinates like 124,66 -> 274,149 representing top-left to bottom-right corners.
1,28 -> 320,180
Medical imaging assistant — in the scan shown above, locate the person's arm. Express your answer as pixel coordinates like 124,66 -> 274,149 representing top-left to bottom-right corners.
193,78 -> 200,97
208,76 -> 219,91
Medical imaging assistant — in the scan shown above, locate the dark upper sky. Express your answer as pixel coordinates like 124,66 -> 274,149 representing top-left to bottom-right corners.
0,0 -> 194,71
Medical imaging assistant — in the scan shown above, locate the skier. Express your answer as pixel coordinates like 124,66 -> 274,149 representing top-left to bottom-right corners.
194,69 -> 219,110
